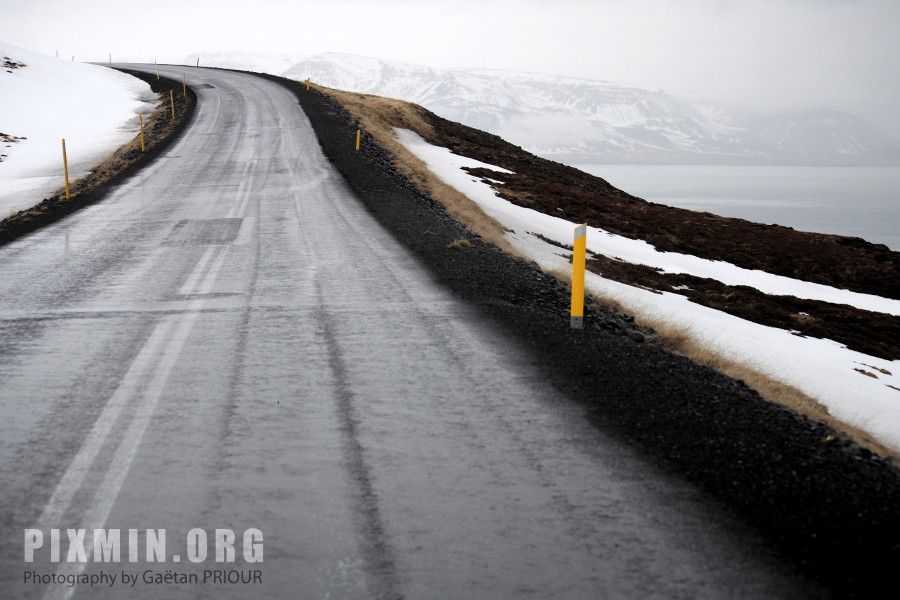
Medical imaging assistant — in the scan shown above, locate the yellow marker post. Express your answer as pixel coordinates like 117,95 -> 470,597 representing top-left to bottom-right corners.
139,113 -> 145,152
169,90 -> 175,119
61,139 -> 71,200
355,130 -> 361,151
570,223 -> 587,329
306,78 -> 310,91
182,73 -> 187,97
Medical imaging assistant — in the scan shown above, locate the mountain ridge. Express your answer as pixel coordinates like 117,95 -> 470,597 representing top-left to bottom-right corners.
187,51 -> 899,165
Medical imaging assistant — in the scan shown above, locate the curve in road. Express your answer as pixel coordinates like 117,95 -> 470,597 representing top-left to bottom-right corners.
0,66 -> 816,599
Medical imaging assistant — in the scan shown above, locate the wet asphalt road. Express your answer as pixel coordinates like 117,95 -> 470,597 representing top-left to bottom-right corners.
0,66 -> 815,599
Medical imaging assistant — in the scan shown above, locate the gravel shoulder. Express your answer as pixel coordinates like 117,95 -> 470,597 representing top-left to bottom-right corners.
257,72 -> 900,598
5,65 -> 899,596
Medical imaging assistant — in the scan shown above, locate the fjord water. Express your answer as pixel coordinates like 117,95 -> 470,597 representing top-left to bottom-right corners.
577,165 -> 900,251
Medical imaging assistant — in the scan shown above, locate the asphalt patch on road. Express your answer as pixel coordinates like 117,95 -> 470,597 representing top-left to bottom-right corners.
255,72 -> 900,598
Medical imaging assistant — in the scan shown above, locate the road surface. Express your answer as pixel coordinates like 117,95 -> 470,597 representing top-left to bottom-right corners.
0,65 -> 813,599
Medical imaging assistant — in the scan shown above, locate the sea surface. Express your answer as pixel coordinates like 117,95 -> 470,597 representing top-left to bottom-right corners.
574,165 -> 900,251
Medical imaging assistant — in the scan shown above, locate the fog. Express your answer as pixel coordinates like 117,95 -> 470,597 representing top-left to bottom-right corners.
3,0 -> 898,138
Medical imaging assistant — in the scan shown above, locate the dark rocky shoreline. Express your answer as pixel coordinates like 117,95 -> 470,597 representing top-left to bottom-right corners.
256,72 -> 900,598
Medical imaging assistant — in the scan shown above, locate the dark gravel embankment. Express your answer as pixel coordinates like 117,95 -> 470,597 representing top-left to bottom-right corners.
257,72 -> 900,598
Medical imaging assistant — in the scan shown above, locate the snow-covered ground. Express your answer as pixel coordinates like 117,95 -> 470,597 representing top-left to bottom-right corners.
0,42 -> 157,216
4,42 -> 898,452
395,128 -> 900,454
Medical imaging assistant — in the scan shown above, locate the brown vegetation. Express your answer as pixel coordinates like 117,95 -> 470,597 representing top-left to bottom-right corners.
639,309 -> 898,462
0,132 -> 26,163
318,85 -> 900,463
315,87 -> 517,255
447,238 -> 473,249
435,121 -> 899,299
583,253 -> 900,360
544,263 -> 898,460
2,55 -> 27,71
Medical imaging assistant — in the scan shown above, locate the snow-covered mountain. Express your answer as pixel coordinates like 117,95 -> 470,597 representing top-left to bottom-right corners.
190,51 -> 305,77
188,52 -> 899,165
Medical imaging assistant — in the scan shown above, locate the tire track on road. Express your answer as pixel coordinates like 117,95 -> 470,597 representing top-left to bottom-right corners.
35,242 -> 231,600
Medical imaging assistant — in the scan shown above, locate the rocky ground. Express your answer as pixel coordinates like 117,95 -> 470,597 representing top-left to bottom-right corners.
3,66 -> 900,596
2,54 -> 26,71
0,133 -> 26,163
256,72 -> 900,598
435,117 -> 899,300
433,115 -> 900,362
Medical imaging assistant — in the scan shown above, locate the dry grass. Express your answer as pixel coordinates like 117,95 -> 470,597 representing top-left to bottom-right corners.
585,283 -> 900,462
316,86 -> 518,255
317,83 -> 899,465
54,95 -> 173,198
2,72 -> 193,245
543,262 -> 897,460
447,238 -> 473,249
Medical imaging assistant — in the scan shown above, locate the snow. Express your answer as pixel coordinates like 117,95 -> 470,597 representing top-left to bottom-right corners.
0,42 -> 157,216
395,127 -> 900,453
176,50 -> 897,165
186,50 -> 303,76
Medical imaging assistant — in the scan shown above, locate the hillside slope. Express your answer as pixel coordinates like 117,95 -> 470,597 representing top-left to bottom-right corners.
310,84 -> 900,354
256,70 -> 900,597
0,42 -> 157,215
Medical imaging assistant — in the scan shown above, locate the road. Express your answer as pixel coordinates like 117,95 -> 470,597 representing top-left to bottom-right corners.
0,65 -> 812,599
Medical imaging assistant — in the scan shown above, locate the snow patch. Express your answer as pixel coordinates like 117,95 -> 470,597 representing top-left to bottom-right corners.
395,127 -> 900,453
0,42 -> 157,216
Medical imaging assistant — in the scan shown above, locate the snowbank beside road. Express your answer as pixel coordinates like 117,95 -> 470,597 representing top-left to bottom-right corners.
0,42 -> 156,216
396,127 -> 900,453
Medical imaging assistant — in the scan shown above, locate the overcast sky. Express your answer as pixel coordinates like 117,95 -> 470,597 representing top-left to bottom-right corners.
3,0 -> 899,137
